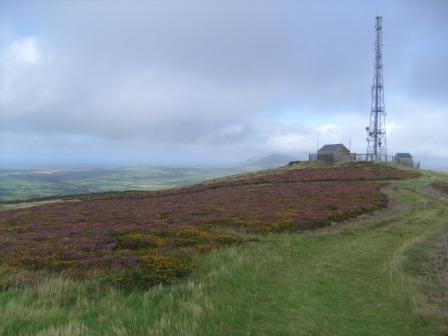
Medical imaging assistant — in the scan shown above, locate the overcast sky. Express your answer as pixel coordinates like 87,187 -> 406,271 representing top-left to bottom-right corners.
1,0 -> 447,168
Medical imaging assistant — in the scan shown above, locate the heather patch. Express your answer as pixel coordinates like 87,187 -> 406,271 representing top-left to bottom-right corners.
0,164 -> 411,289
433,182 -> 448,194
116,232 -> 166,250
177,162 -> 420,194
108,254 -> 196,290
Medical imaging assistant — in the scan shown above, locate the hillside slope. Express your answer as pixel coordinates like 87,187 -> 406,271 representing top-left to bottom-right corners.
0,163 -> 416,287
0,164 -> 447,335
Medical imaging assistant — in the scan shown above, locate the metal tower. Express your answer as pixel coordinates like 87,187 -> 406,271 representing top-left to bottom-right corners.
366,16 -> 387,161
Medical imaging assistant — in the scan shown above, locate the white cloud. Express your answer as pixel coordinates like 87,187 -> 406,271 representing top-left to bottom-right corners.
0,1 -> 447,168
8,37 -> 40,65
0,37 -> 43,105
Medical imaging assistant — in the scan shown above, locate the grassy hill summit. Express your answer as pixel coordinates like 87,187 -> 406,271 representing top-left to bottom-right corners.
0,162 -> 447,335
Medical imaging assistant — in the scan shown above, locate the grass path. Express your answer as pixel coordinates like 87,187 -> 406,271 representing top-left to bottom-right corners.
0,174 -> 447,335
184,176 -> 448,336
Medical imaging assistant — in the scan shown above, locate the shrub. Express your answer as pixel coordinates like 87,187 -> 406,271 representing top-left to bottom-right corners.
20,255 -> 79,271
142,255 -> 195,281
104,254 -> 195,290
173,227 -> 207,246
211,219 -> 260,228
433,182 -> 448,194
270,221 -> 298,233
212,232 -> 244,245
117,232 -> 166,250
174,227 -> 242,247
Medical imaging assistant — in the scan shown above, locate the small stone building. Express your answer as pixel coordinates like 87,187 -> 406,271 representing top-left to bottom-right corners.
394,153 -> 413,167
317,144 -> 351,162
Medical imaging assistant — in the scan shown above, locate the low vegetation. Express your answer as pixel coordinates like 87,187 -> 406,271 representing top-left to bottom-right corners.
1,163 -> 446,335
433,181 -> 448,194
0,163 -> 411,289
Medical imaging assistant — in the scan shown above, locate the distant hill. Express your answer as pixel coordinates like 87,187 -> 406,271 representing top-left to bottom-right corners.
248,153 -> 296,168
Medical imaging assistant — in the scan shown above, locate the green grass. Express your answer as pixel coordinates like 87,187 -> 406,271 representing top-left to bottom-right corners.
0,173 -> 447,335
0,167 -> 245,202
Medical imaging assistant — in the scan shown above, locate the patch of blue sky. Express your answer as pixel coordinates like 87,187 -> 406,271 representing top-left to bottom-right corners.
0,1 -> 39,40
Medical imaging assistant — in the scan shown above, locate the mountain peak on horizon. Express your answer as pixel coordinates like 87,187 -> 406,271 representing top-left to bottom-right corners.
250,153 -> 296,168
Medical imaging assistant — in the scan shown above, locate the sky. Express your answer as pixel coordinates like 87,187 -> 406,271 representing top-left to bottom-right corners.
1,0 -> 447,169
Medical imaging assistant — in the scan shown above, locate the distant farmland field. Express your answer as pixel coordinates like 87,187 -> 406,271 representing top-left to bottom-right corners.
0,166 -> 243,202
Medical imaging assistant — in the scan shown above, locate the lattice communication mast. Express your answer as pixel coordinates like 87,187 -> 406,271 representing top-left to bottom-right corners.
366,16 -> 387,161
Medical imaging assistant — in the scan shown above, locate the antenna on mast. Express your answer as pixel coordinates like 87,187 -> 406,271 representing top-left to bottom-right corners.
349,133 -> 352,152
366,15 -> 387,161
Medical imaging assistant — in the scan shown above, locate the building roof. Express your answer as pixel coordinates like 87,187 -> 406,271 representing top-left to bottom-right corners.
395,153 -> 412,158
318,144 -> 350,152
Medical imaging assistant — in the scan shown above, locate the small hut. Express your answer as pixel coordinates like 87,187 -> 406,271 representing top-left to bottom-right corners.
317,144 -> 350,162
394,153 -> 413,167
